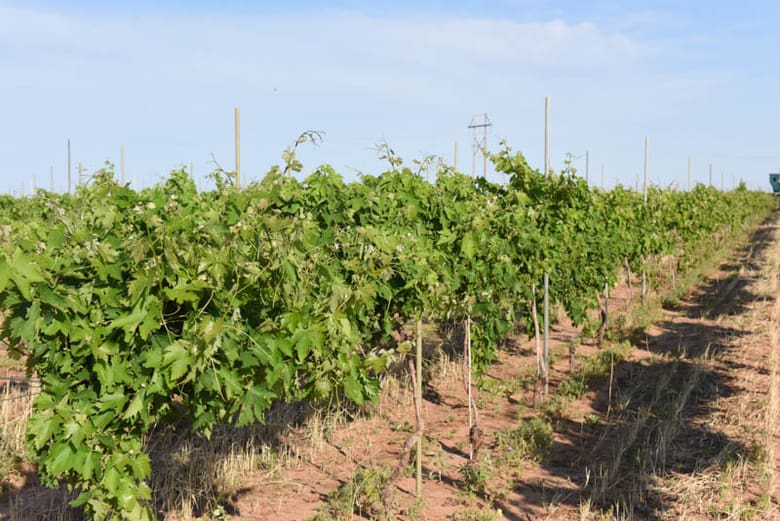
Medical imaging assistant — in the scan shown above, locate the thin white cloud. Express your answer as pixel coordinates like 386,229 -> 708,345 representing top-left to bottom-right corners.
0,4 -> 756,192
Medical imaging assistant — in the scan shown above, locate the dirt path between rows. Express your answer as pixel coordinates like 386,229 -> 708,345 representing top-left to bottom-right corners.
507,215 -> 780,520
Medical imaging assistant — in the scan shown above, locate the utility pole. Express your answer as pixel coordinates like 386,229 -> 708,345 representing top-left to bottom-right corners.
468,113 -> 491,178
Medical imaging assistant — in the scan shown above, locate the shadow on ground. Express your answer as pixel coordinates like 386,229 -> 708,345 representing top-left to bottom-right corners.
499,218 -> 777,521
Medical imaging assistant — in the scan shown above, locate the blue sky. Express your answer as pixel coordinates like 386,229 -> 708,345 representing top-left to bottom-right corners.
2,1 -> 780,194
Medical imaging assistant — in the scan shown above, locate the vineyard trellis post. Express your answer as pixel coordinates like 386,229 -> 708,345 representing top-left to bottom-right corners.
543,272 -> 549,396
235,106 -> 241,190
544,96 -> 550,175
585,150 -> 589,184
415,317 -> 423,497
601,163 -> 605,190
465,314 -> 474,459
67,138 -> 71,194
642,137 -> 649,301
688,155 -> 692,190
454,140 -> 458,171
643,136 -> 648,204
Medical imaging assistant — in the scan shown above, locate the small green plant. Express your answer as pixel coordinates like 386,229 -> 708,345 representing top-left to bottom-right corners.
557,375 -> 588,399
318,465 -> 391,520
458,457 -> 493,497
584,413 -> 601,428
494,417 -> 553,466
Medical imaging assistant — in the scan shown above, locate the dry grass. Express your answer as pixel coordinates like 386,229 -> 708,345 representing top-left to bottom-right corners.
0,374 -> 80,521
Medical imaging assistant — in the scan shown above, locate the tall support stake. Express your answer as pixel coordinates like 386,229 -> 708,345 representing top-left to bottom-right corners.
471,125 -> 477,178
50,166 -> 54,192
67,139 -> 71,194
642,137 -> 649,301
466,315 -> 473,459
709,163 -> 712,186
454,141 -> 458,171
482,113 -> 488,177
121,144 -> 125,185
235,106 -> 241,189
687,155 -> 692,190
543,272 -> 549,395
544,96 -> 550,175
415,318 -> 423,497
601,163 -> 605,189
585,150 -> 590,184
643,136 -> 648,204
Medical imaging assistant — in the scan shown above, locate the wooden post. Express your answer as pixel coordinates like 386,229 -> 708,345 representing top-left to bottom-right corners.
482,113 -> 488,178
544,97 -> 550,175
67,139 -> 71,194
466,315 -> 473,459
415,317 -> 423,496
643,136 -> 648,204
601,163 -> 605,189
543,272 -> 549,395
235,106 -> 241,189
585,150 -> 589,184
642,138 -> 649,300
121,144 -> 125,185
454,141 -> 458,171
687,155 -> 692,190
50,166 -> 54,192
